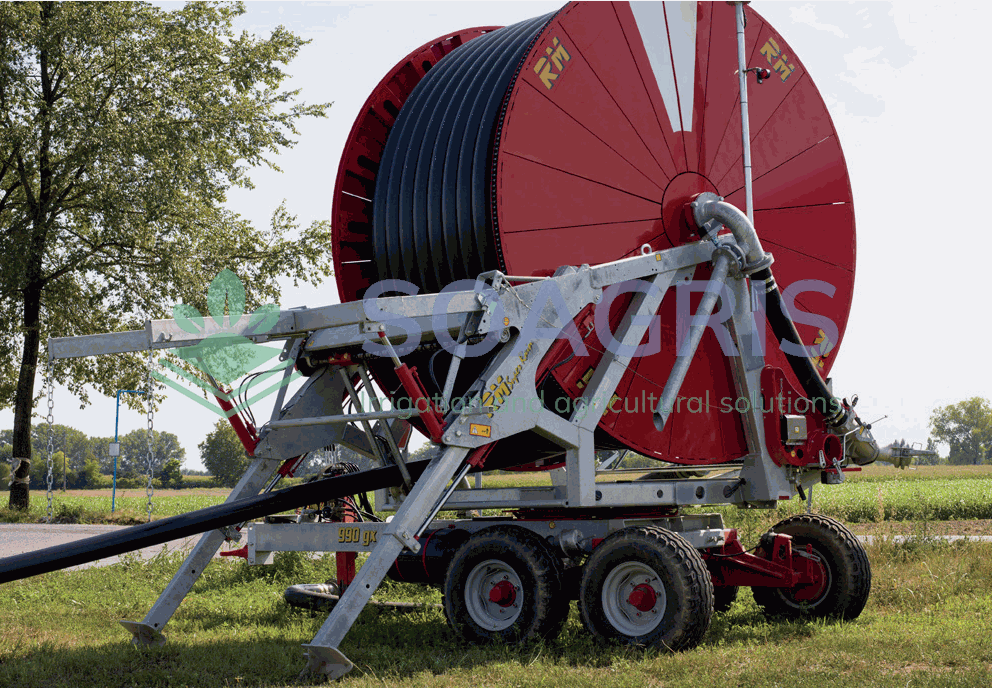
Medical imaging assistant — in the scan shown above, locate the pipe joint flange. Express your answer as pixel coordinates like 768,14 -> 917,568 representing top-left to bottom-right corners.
713,242 -> 747,274
741,251 -> 774,277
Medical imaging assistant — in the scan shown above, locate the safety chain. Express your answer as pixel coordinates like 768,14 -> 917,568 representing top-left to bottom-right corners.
145,348 -> 155,522
45,361 -> 55,522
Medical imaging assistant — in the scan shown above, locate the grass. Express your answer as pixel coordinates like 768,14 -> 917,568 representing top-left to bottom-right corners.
0,488 -> 230,524
2,538 -> 992,687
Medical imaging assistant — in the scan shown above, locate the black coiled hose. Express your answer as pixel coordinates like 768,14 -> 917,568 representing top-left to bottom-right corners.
372,12 -> 556,293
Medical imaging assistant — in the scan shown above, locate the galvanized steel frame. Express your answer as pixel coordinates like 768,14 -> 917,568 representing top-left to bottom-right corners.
47,236 -> 815,677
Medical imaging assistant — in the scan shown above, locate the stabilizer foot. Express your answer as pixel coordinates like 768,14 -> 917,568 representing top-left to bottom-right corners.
119,620 -> 166,647
302,645 -> 354,680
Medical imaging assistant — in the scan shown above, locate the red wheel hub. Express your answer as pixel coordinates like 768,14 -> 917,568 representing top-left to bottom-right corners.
627,583 -> 658,612
793,555 -> 829,602
489,580 -> 517,607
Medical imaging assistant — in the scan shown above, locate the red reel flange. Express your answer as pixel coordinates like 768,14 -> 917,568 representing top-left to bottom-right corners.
331,2 -> 855,466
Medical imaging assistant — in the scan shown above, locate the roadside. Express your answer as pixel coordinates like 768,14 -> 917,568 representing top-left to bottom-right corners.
0,523 -> 233,571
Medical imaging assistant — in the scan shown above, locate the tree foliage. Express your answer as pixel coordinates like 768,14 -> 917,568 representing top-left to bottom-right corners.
199,418 -> 247,487
160,457 -> 183,489
115,428 -> 185,479
29,423 -> 91,473
79,450 -> 101,488
929,397 -> 992,465
407,443 -> 441,463
2,424 -> 183,485
0,2 -> 332,506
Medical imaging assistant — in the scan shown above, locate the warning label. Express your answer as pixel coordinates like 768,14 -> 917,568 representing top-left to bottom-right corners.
469,424 -> 492,438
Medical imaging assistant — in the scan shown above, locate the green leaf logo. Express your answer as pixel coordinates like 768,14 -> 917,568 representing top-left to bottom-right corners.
173,303 -> 204,335
248,303 -> 280,335
155,269 -> 300,418
208,269 -> 246,327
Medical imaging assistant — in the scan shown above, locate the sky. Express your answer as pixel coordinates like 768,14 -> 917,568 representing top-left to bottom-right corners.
3,1 -> 990,472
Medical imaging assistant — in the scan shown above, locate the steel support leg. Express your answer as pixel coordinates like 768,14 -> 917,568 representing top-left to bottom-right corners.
303,446 -> 470,678
120,455 -> 283,645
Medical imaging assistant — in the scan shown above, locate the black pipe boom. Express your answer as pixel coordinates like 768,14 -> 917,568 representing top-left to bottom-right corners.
0,460 -> 430,585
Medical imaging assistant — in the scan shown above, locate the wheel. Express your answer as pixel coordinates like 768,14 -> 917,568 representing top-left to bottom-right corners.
443,525 -> 569,643
752,514 -> 871,620
712,585 -> 739,613
578,526 -> 713,651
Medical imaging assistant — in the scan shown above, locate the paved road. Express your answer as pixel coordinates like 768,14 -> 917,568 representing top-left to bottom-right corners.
0,523 -> 221,571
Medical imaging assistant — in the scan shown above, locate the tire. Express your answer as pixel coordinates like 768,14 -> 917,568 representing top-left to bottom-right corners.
578,526 -> 713,651
713,585 -> 739,613
443,525 -> 569,643
752,514 -> 871,621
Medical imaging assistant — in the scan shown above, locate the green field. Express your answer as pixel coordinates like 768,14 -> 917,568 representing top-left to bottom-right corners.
5,464 -> 992,527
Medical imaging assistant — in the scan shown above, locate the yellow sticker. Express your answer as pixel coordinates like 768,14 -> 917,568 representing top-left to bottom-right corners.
503,317 -> 510,326
576,366 -> 594,389
469,423 -> 491,438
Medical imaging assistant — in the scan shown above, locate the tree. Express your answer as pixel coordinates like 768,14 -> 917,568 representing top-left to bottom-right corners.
0,444 -> 10,485
408,443 -> 442,463
79,450 -> 101,488
0,2 -> 333,508
115,428 -> 185,480
31,423 -> 90,474
160,457 -> 183,489
199,419 -> 248,487
29,449 -> 66,488
929,397 -> 992,465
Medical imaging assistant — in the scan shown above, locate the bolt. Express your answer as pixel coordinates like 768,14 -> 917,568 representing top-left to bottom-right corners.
455,431 -> 462,437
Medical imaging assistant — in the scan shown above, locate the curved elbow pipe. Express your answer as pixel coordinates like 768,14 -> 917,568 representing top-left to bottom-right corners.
690,192 -> 769,268
689,192 -> 853,433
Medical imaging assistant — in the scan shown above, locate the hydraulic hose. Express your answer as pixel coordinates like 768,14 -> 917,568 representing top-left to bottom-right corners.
690,193 -> 879,464
751,266 -> 845,426
690,193 -> 841,419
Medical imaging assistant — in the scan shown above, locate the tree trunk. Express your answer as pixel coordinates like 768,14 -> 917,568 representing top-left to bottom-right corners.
8,283 -> 43,510
8,6 -> 54,511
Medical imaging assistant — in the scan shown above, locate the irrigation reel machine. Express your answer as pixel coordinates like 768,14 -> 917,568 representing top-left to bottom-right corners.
1,1 -> 932,680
